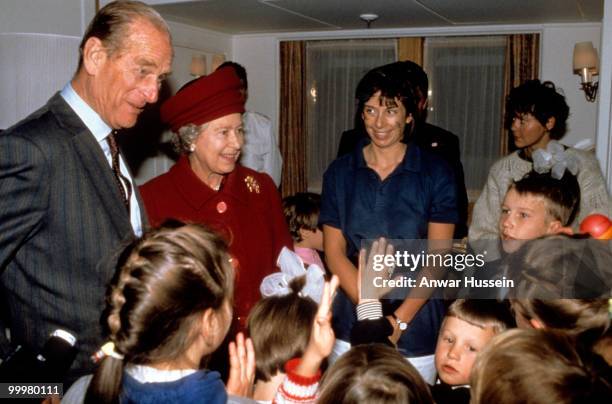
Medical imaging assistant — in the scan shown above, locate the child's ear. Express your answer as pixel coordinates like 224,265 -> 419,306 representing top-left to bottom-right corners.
200,308 -> 219,345
298,228 -> 313,241
547,220 -> 573,236
545,116 -> 556,131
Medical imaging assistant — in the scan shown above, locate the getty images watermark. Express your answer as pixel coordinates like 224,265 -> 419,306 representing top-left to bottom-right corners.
360,239 -> 516,300
370,248 -> 516,289
361,238 -> 612,300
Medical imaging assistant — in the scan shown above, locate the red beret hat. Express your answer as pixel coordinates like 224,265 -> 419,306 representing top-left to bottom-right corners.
160,66 -> 246,132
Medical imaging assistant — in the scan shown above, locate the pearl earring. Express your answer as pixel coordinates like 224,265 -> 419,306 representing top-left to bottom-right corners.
189,144 -> 196,152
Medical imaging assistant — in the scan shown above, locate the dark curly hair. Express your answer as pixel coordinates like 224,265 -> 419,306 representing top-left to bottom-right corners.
356,67 -> 418,123
504,80 -> 569,140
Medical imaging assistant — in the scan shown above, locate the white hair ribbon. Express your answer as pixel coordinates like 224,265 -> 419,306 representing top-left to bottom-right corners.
532,140 -> 579,180
260,247 -> 325,303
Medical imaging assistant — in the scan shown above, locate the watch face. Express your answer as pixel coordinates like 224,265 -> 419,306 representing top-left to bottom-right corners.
396,318 -> 408,330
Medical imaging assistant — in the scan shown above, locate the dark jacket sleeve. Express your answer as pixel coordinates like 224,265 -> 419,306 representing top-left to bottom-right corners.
0,133 -> 49,270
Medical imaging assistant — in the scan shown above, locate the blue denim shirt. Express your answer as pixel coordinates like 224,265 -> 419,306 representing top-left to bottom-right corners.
319,140 -> 458,356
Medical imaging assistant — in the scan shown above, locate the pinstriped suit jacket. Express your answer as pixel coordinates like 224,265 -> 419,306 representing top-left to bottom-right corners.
0,93 -> 146,380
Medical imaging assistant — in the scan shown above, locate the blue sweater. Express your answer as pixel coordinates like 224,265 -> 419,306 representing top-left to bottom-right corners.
120,369 -> 227,404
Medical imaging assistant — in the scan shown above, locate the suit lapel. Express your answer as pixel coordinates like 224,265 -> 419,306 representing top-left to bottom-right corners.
48,94 -> 133,237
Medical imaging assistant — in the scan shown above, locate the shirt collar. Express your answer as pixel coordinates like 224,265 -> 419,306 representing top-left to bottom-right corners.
353,137 -> 422,173
60,82 -> 112,141
125,364 -> 197,383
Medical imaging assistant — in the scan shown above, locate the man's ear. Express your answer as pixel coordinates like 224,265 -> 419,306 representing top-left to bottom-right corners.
545,116 -> 556,131
81,37 -> 107,75
405,113 -> 413,125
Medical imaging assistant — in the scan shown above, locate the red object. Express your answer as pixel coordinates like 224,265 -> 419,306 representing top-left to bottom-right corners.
579,214 -> 612,239
140,157 -> 293,320
216,201 -> 227,213
160,67 -> 245,132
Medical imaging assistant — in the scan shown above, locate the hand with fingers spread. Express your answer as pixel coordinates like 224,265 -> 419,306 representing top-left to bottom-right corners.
358,237 -> 396,303
226,332 -> 256,397
296,275 -> 339,377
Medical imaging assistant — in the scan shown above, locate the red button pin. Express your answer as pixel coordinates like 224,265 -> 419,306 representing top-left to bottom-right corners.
216,201 -> 227,213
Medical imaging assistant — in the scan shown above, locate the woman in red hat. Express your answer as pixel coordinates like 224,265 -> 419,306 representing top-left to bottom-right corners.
140,67 -> 292,328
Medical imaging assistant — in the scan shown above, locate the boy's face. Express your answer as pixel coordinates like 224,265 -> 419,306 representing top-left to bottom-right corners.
499,189 -> 561,253
435,316 -> 497,386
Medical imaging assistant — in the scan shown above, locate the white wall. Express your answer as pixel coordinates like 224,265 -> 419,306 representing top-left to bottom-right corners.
597,0 -> 612,192
234,23 -> 602,149
0,33 -> 80,129
541,24 -> 600,148
232,36 -> 279,125
166,21 -> 233,92
0,0 -> 91,36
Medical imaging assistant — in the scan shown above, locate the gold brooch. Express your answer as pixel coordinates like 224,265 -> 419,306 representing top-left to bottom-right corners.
244,176 -> 260,193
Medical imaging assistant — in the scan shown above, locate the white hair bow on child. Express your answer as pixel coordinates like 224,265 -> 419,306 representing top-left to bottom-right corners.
260,247 -> 326,303
532,140 -> 579,179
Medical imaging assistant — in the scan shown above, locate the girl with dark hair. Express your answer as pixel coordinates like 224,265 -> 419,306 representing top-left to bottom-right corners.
248,276 -> 319,403
64,223 -> 254,403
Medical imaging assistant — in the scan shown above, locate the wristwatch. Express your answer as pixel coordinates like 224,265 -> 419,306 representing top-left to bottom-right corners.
391,313 -> 408,331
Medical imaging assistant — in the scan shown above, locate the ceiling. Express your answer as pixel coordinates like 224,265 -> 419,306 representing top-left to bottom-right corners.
149,0 -> 604,35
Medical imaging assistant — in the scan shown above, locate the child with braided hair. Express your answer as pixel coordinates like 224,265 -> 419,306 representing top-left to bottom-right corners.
64,222 -> 255,403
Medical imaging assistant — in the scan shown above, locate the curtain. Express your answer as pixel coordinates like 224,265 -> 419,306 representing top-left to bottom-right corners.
398,37 -> 424,66
425,36 -> 506,193
501,34 -> 540,155
305,39 -> 396,191
279,41 -> 307,197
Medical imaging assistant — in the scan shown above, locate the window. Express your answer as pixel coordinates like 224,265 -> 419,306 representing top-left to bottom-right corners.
424,36 -> 506,196
305,39 -> 396,190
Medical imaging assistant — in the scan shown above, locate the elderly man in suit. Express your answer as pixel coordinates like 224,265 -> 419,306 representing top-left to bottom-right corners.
0,1 -> 172,381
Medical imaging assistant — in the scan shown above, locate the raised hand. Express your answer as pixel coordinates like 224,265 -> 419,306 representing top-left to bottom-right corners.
226,332 -> 256,397
297,275 -> 339,376
358,237 -> 395,303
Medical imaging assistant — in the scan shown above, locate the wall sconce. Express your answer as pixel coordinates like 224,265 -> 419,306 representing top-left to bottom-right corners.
573,41 -> 599,102
190,54 -> 207,77
211,54 -> 226,72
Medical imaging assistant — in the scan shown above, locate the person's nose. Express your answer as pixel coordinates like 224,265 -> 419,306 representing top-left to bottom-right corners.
501,214 -> 513,230
447,343 -> 461,360
142,77 -> 160,104
511,117 -> 521,132
374,112 -> 385,128
229,130 -> 243,149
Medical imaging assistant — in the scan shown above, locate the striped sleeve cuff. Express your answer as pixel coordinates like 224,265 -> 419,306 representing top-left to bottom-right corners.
356,300 -> 383,320
273,358 -> 319,403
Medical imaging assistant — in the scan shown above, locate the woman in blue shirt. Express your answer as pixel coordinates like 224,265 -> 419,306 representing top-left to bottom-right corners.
319,66 -> 458,383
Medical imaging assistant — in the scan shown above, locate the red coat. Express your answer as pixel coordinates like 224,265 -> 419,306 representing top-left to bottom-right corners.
140,156 -> 292,324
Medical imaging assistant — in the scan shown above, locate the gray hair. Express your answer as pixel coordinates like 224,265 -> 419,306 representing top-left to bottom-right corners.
78,0 -> 171,70
173,123 -> 208,154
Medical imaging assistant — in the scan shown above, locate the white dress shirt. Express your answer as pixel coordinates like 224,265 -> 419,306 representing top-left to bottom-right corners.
60,83 -> 143,236
241,111 -> 282,187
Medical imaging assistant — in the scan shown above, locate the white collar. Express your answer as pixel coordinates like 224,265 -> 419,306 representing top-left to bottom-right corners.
125,364 -> 198,383
60,82 -> 111,142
